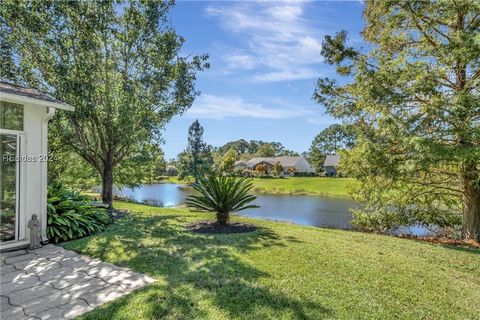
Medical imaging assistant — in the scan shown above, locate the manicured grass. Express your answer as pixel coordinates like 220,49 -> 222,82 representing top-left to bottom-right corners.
63,202 -> 480,320
250,177 -> 355,197
160,176 -> 189,184
164,176 -> 356,197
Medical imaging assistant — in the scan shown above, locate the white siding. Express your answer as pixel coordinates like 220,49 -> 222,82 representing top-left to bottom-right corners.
294,157 -> 315,173
24,104 -> 50,242
1,102 -> 51,250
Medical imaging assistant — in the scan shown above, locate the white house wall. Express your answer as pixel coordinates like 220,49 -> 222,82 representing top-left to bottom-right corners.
0,103 -> 51,249
295,158 -> 315,173
24,104 -> 50,242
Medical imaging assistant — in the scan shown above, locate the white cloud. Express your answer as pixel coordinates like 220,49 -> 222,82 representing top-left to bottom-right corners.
206,1 -> 325,82
253,69 -> 319,82
224,53 -> 257,70
186,94 -> 312,120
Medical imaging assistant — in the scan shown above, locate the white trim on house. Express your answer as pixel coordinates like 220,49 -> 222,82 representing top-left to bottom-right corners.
0,92 -> 75,112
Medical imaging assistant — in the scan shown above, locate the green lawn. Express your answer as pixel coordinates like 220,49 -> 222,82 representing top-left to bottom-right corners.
164,176 -> 356,197
63,202 -> 480,320
249,177 -> 356,197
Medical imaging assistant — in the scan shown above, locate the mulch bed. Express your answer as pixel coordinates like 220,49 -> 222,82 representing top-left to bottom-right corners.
92,202 -> 130,221
185,221 -> 257,234
400,234 -> 480,248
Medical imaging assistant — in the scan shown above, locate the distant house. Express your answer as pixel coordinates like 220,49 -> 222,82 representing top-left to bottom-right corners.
323,155 -> 340,177
235,156 -> 315,176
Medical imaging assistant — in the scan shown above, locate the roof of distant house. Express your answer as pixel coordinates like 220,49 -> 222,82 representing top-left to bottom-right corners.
323,154 -> 340,167
0,81 -> 74,111
234,160 -> 248,166
241,156 -> 304,167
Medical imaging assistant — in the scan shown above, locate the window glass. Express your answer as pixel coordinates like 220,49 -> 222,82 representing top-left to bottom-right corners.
0,134 -> 17,242
0,101 -> 24,131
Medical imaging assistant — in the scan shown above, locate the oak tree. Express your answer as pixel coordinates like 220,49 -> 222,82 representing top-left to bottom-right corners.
1,1 -> 208,207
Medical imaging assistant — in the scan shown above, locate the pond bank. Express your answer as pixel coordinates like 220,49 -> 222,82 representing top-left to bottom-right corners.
156,176 -> 356,198
104,183 -> 434,237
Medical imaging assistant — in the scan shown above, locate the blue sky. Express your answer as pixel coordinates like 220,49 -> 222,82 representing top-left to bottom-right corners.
162,0 -> 364,160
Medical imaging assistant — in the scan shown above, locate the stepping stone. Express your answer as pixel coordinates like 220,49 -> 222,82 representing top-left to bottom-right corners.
28,245 -> 65,255
84,264 -> 120,277
10,257 -> 50,271
1,296 -> 13,311
21,291 -> 72,316
67,278 -> 108,298
1,270 -> 29,284
101,270 -> 138,283
47,272 -> 94,290
4,253 -> 37,265
8,282 -> 56,305
21,260 -> 62,274
1,274 -> 42,295
1,264 -> 17,276
102,273 -> 155,292
36,299 -> 93,320
36,265 -> 76,281
41,250 -> 78,262
81,284 -> 128,307
56,255 -> 92,266
0,305 -> 27,320
1,250 -> 28,261
69,260 -> 102,273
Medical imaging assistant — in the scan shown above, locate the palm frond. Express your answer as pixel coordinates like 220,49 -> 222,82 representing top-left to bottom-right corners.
186,175 -> 259,224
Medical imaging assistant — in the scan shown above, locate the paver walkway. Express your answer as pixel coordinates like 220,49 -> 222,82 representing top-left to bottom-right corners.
1,245 -> 155,319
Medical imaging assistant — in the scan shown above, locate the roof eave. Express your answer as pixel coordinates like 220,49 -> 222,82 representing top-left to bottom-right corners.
0,91 -> 75,112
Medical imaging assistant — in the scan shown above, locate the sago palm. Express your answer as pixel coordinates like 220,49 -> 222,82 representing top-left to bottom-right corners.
186,175 -> 259,225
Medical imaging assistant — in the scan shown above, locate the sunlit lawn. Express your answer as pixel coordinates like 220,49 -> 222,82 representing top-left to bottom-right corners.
164,176 -> 356,197
64,202 -> 480,320
249,177 -> 356,197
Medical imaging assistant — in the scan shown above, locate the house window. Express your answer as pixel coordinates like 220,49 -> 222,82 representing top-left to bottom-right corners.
0,101 -> 24,131
0,134 -> 18,242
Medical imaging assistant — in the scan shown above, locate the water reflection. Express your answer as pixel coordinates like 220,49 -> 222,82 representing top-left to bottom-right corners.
107,183 -> 433,236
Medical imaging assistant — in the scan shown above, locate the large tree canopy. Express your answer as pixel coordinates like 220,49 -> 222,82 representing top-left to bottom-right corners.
311,124 -> 355,156
215,139 -> 295,157
1,0 -> 208,206
315,0 -> 480,239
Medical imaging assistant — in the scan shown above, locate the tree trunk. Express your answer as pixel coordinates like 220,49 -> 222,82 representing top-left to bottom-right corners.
216,212 -> 229,226
461,165 -> 480,240
102,162 -> 114,209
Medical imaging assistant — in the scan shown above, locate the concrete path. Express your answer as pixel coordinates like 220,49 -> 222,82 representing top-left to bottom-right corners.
1,245 -> 155,319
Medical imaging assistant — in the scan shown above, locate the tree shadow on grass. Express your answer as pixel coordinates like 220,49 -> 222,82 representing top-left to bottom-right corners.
440,244 -> 480,255
72,212 -> 332,319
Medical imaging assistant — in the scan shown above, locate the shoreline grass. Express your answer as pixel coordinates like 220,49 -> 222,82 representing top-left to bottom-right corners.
64,202 -> 480,320
159,176 -> 356,198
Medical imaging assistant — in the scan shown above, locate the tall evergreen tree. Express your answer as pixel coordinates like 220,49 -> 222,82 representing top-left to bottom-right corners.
311,124 -> 356,156
179,120 -> 212,183
315,1 -> 480,239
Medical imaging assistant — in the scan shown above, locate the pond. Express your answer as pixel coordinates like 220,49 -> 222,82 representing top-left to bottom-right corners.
108,183 -> 433,236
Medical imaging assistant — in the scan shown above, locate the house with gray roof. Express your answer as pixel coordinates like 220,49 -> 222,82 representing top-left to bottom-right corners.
323,154 -> 340,177
235,156 -> 315,175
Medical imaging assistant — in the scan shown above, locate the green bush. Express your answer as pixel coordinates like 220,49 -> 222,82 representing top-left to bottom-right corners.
293,172 -> 317,177
186,175 -> 259,225
47,182 -> 111,243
